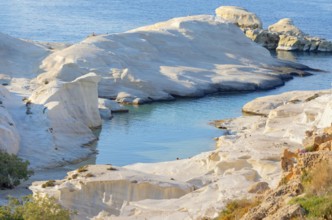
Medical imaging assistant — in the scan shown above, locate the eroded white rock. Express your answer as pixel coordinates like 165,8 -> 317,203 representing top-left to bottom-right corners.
31,90 -> 332,219
268,18 -> 304,36
0,32 -> 49,79
0,86 -> 20,154
31,165 -> 194,219
14,73 -> 102,168
35,15 -> 305,104
215,6 -> 262,29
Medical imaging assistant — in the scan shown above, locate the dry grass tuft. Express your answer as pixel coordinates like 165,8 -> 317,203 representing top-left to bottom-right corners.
216,199 -> 260,220
41,180 -> 56,188
77,165 -> 88,173
304,160 -> 332,196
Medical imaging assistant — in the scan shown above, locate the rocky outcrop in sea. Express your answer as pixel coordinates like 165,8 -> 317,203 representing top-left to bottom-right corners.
216,6 -> 332,52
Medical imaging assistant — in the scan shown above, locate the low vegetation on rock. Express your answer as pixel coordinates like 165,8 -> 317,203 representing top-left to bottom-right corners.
41,180 -> 56,188
77,165 -> 88,173
0,151 -> 33,189
0,194 -> 73,220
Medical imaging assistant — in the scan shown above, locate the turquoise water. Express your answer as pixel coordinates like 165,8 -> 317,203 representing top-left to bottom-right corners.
96,52 -> 332,166
1,0 -> 332,166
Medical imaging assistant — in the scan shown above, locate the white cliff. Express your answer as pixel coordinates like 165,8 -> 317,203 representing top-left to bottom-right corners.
35,15 -> 309,104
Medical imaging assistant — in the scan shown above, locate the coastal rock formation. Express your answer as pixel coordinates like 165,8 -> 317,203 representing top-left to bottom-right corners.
242,147 -> 332,220
0,86 -> 20,154
32,89 -> 332,219
0,71 -> 102,168
98,98 -> 129,113
215,6 -> 262,29
244,29 -> 280,50
30,165 -> 194,220
0,33 -> 49,78
215,7 -> 332,52
268,18 -> 303,36
30,73 -> 101,129
0,13 -> 313,170
35,15 -> 310,104
17,73 -> 102,168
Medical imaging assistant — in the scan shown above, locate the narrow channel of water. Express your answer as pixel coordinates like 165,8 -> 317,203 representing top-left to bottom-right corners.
96,52 -> 332,166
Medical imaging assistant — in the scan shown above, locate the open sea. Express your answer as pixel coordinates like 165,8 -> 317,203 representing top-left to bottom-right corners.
1,0 -> 332,166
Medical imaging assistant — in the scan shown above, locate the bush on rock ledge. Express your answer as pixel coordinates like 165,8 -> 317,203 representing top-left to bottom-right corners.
0,150 -> 33,189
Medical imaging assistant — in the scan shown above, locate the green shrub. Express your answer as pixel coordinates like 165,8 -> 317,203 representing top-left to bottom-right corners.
0,194 -> 73,220
290,194 -> 332,219
0,151 -> 33,189
291,160 -> 332,219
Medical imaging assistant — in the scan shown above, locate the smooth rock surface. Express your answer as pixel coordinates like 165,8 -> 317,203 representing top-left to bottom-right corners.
17,73 -> 102,168
35,15 -> 306,104
215,6 -> 262,29
0,86 -> 20,154
0,32 -> 49,79
268,18 -> 304,36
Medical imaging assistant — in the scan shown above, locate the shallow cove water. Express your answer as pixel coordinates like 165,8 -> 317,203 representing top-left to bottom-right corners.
0,0 -> 332,167
97,52 -> 332,166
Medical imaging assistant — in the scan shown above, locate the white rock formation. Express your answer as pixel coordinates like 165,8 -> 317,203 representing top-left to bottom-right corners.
242,90 -> 330,116
98,98 -> 128,115
0,86 -> 20,154
268,18 -> 304,36
30,72 -> 101,129
0,12 -> 311,168
15,73 -> 102,168
244,29 -> 280,50
30,165 -> 194,219
35,15 -> 308,104
0,32 -> 49,79
316,100 -> 332,128
215,6 -> 262,29
32,89 -> 332,219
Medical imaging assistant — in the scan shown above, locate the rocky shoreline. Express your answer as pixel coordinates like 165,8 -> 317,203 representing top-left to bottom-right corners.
216,6 -> 332,52
30,89 -> 332,219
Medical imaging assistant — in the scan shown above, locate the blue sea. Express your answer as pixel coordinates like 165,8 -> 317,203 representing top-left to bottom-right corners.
1,0 -> 332,166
